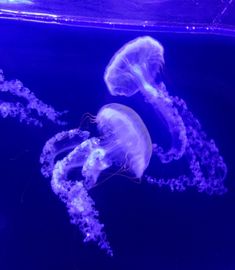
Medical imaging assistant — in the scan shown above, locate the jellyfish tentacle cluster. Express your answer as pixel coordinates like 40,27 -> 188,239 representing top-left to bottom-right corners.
0,69 -> 66,126
41,103 -> 152,255
145,92 -> 227,194
173,96 -> 227,194
41,128 -> 113,254
104,36 -> 227,195
51,142 -> 113,255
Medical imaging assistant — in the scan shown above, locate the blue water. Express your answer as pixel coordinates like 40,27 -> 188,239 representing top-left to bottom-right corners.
0,19 -> 235,270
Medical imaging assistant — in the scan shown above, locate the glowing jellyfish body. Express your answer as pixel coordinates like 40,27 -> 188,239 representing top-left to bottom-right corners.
104,36 -> 227,194
0,69 -> 65,126
96,103 -> 152,179
40,103 -> 152,256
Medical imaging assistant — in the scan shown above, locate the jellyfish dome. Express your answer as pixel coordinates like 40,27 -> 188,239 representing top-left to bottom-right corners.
96,103 -> 152,178
40,103 -> 152,256
104,36 -> 164,97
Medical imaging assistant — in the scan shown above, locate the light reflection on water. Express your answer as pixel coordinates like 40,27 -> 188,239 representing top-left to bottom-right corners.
0,0 -> 32,4
0,0 -> 234,36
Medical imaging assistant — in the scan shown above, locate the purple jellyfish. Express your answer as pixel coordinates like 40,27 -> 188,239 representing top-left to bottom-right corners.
0,69 -> 65,126
40,103 -> 152,256
104,36 -> 227,195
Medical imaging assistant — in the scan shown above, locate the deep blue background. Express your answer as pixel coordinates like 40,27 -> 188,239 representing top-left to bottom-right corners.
0,20 -> 234,270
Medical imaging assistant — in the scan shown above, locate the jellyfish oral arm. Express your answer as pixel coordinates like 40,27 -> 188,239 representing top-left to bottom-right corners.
0,101 -> 41,126
145,95 -> 227,195
67,181 -> 112,254
40,129 -> 90,178
132,67 -> 188,163
131,65 -> 158,98
52,164 -> 113,256
82,144 -> 111,190
51,140 -> 113,256
0,69 -> 66,126
41,130 -> 114,255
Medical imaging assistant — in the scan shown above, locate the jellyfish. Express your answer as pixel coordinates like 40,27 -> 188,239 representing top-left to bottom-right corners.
0,69 -> 65,126
104,36 -> 227,194
40,103 -> 152,256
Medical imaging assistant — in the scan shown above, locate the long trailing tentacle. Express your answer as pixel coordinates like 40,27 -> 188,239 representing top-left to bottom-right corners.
142,81 -> 187,163
0,101 -> 42,126
145,95 -> 227,195
0,69 -> 66,126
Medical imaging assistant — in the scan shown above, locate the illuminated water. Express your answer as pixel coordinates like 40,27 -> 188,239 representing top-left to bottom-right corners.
0,18 -> 235,270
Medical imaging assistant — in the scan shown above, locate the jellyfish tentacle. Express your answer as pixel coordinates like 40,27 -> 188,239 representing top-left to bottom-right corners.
0,69 -> 66,126
51,142 -> 90,191
50,137 -> 111,190
0,101 -> 42,126
81,140 -> 111,190
52,141 -> 113,256
40,129 -> 90,178
173,96 -> 227,194
67,181 -> 113,256
145,174 -> 188,192
145,95 -> 227,195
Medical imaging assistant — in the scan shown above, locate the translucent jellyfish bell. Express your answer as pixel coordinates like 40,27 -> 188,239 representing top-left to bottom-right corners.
40,103 -> 152,256
104,36 -> 165,97
96,103 -> 152,179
